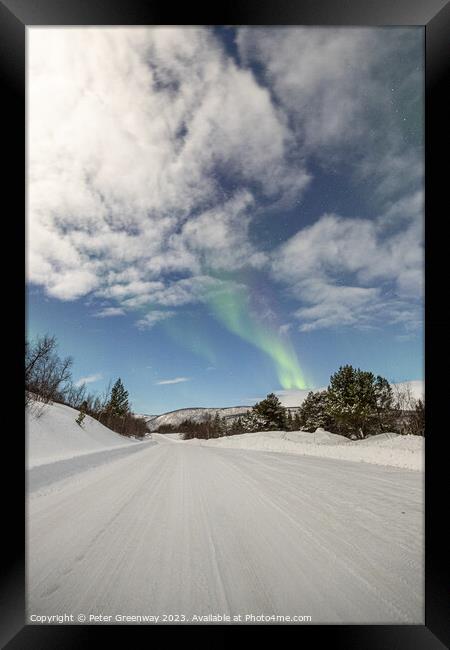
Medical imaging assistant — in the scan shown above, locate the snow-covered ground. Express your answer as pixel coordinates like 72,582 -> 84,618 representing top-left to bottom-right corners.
26,404 -> 424,624
194,430 -> 424,471
27,401 -> 141,468
28,440 -> 423,624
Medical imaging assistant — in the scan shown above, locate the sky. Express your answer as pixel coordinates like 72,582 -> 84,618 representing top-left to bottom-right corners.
27,26 -> 424,414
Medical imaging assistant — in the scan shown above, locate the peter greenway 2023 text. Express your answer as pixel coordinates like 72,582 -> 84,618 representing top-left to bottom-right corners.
29,613 -> 313,624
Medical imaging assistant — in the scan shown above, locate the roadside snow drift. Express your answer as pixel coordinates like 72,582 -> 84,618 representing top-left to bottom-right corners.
27,401 -> 140,467
192,429 -> 424,471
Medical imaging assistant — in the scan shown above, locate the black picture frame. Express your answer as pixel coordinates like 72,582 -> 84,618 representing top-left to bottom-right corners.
2,1 -> 449,646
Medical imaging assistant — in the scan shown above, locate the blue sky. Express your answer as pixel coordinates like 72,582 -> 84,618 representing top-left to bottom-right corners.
27,27 -> 424,414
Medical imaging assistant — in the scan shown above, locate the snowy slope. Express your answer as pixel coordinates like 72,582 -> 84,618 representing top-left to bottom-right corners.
193,429 -> 424,471
147,405 -> 252,430
27,401 -> 140,467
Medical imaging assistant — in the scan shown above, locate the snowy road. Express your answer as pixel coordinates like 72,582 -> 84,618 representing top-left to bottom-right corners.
27,440 -> 424,624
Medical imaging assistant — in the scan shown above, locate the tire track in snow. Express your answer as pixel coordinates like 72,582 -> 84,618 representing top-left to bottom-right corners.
27,442 -> 423,623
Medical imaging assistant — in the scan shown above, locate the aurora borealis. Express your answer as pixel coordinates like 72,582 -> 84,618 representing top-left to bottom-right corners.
27,27 -> 424,413
207,281 -> 308,390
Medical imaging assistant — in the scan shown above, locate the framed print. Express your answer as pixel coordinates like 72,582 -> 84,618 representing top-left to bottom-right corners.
1,0 -> 449,647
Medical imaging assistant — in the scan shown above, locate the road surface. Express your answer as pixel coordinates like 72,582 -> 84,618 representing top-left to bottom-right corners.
27,437 -> 424,624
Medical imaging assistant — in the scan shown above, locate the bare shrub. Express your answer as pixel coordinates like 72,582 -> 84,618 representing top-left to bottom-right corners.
391,384 -> 425,436
25,334 -> 73,405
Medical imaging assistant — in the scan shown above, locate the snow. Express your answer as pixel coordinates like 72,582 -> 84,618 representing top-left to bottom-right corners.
27,441 -> 424,624
192,429 -> 424,471
147,405 -> 251,430
393,380 -> 424,401
27,401 -> 141,468
143,380 -> 424,430
275,388 -> 316,407
26,402 -> 424,624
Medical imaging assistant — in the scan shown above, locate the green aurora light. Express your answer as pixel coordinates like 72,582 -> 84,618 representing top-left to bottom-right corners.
207,282 -> 308,390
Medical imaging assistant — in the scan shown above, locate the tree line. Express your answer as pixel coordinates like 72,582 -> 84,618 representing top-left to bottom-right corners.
26,334 -> 148,438
293,366 -> 424,438
155,365 -> 424,440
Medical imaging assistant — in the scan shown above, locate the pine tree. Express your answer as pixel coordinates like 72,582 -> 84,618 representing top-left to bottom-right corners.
298,391 -> 331,432
75,410 -> 86,427
374,376 -> 395,432
327,365 -> 381,438
229,416 -> 244,436
252,393 -> 286,431
212,412 -> 224,438
75,399 -> 88,427
241,410 -> 264,433
107,378 -> 130,417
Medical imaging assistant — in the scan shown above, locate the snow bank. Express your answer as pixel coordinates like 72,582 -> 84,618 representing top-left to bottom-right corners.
193,429 -> 424,471
27,401 -> 140,468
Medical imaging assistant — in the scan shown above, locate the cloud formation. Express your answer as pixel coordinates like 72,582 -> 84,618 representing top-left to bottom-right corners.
28,27 -> 423,335
156,377 -> 190,385
272,191 -> 423,331
135,310 -> 176,330
237,27 -> 423,202
94,307 -> 125,318
28,28 -> 307,303
74,373 -> 103,387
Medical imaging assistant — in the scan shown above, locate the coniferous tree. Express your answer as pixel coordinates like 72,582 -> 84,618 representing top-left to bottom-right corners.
373,376 -> 395,432
107,378 -> 130,416
212,412 -> 223,438
298,391 -> 331,432
327,365 -> 387,438
252,393 -> 286,431
75,399 -> 88,427
241,409 -> 264,433
229,416 -> 245,436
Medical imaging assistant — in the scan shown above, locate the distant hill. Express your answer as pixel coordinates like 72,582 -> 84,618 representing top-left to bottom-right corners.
141,380 -> 424,432
392,380 -> 424,401
144,406 -> 252,431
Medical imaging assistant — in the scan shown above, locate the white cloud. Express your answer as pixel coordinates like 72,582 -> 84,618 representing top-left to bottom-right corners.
273,196 -> 423,332
135,310 -> 175,330
93,307 -> 125,318
28,27 -> 309,305
74,373 -> 103,387
278,323 -> 292,335
237,27 -> 423,202
155,377 -> 190,385
28,26 -> 423,337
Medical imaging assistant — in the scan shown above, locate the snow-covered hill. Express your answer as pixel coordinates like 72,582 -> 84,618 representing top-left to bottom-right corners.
27,401 -> 140,467
392,380 -> 424,401
146,405 -> 252,431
